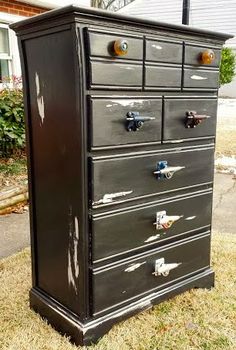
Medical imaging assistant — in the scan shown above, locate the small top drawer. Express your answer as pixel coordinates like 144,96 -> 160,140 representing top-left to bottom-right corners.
184,44 -> 221,67
87,30 -> 143,60
146,39 -> 183,64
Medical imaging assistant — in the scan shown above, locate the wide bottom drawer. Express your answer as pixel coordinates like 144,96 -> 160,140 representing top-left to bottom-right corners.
92,191 -> 212,262
91,232 -> 211,314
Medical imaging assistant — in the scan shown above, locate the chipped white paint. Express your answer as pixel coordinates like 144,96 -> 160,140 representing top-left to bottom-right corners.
121,66 -> 134,70
125,261 -> 146,272
94,190 -> 133,205
67,207 -> 80,294
106,104 -> 113,107
35,72 -> 45,125
153,258 -> 182,277
191,75 -> 208,80
152,44 -> 162,50
144,233 -> 161,243
185,216 -> 196,221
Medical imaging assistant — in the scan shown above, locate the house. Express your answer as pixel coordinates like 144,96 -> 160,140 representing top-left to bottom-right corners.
0,0 -> 90,83
119,0 -> 236,97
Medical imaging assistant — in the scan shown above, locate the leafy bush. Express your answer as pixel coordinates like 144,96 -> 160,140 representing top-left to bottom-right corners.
220,47 -> 236,86
0,76 -> 25,156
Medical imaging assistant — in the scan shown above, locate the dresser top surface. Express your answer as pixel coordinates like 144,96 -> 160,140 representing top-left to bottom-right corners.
11,4 -> 233,42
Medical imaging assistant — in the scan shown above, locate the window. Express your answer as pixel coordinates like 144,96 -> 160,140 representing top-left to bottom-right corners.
0,24 -> 12,81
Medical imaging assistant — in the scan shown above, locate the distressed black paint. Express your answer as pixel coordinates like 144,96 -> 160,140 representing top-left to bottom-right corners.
10,5 -> 232,346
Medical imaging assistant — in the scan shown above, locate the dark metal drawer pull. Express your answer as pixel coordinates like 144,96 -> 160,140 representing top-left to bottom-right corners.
126,111 -> 155,131
152,257 -> 182,277
154,160 -> 185,179
153,210 -> 183,230
185,110 -> 211,129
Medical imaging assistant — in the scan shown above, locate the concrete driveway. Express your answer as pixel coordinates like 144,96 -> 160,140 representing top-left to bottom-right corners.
0,172 -> 235,259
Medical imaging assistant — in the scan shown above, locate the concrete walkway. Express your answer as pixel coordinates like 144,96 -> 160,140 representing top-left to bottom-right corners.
0,172 -> 235,259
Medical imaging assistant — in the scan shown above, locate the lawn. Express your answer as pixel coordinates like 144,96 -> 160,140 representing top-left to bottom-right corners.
0,156 -> 27,188
0,232 -> 235,350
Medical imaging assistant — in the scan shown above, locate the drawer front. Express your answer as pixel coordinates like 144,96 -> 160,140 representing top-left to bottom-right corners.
145,65 -> 182,89
92,191 -> 212,262
92,233 -> 210,314
163,98 -> 217,141
87,31 -> 143,60
183,68 -> 219,89
90,61 -> 142,88
90,97 -> 162,148
91,147 -> 214,205
146,39 -> 183,63
185,44 -> 221,67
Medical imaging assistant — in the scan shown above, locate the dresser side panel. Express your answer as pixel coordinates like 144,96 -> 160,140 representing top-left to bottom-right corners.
20,28 -> 86,317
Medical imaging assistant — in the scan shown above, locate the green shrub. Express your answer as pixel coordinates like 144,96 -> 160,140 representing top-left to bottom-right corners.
220,47 -> 236,86
0,77 -> 25,157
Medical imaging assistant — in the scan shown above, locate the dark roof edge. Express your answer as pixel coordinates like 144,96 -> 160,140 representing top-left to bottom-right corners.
10,4 -> 234,41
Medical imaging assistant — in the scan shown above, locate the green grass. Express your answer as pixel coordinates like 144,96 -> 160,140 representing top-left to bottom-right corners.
0,232 -> 236,350
0,156 -> 27,188
0,158 -> 27,176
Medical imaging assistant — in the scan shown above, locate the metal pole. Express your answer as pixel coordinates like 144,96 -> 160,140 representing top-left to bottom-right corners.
182,0 -> 190,25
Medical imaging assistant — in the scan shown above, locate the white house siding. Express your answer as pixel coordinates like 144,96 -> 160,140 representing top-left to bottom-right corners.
119,0 -> 183,24
119,0 -> 236,97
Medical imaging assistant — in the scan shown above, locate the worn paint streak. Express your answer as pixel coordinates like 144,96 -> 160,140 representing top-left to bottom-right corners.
144,233 -> 161,243
67,206 -> 80,294
94,190 -> 133,205
185,216 -> 197,220
191,74 -> 208,80
152,44 -> 162,50
125,261 -> 146,272
35,72 -> 45,125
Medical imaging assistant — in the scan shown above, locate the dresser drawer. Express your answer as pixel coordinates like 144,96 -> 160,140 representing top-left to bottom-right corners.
145,65 -> 182,89
146,39 -> 183,64
89,97 -> 162,148
91,146 -> 214,206
87,31 -> 143,60
184,44 -> 221,67
183,68 -> 219,89
163,98 -> 217,141
92,191 -> 212,262
91,233 -> 210,314
89,61 -> 142,88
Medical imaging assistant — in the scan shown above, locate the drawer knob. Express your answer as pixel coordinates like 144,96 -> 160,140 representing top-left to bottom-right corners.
185,110 -> 211,128
153,210 -> 183,230
154,161 -> 185,179
201,49 -> 215,64
126,111 -> 155,131
113,39 -> 129,56
153,257 -> 181,277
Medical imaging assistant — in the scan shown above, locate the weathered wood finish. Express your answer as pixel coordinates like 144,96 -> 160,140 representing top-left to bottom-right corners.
11,4 -> 232,346
92,233 -> 211,314
91,146 -> 214,204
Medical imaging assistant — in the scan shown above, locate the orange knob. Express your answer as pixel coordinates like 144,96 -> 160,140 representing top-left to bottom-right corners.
201,49 -> 215,64
113,39 -> 129,56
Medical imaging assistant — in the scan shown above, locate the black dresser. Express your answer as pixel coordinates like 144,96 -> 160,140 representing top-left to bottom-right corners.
11,6 -> 232,346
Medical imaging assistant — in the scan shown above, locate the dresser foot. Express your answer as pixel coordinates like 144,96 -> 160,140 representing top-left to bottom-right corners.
29,268 -> 214,346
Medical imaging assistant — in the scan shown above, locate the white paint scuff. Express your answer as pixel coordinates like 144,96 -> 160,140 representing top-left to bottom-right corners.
94,190 -> 133,205
144,233 -> 161,243
185,216 -> 196,221
67,206 -> 80,294
125,261 -> 146,272
191,75 -> 208,80
35,72 -> 45,125
151,44 -> 162,50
